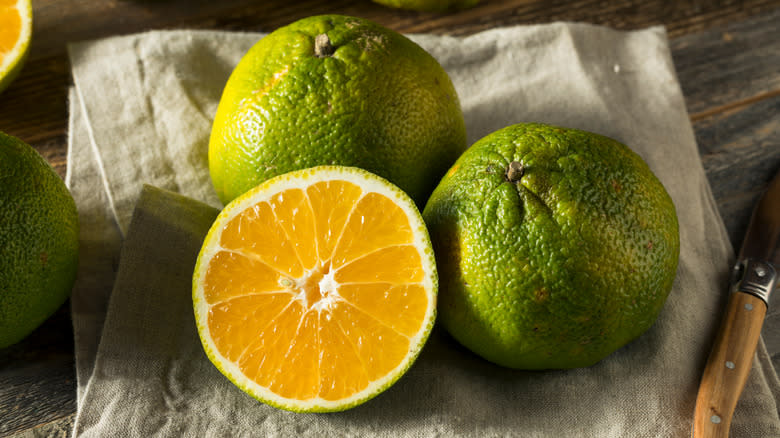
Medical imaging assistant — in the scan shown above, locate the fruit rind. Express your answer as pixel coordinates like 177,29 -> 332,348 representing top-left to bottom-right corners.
208,14 -> 467,208
193,165 -> 437,412
0,131 -> 79,349
423,123 -> 679,370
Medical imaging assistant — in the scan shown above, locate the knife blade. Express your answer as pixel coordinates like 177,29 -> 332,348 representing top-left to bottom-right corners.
693,169 -> 780,438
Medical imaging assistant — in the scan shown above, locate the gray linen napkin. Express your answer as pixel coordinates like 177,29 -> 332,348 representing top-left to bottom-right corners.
66,25 -> 780,436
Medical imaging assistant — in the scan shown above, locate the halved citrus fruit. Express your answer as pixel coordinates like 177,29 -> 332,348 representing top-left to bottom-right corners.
0,0 -> 32,94
193,166 -> 437,412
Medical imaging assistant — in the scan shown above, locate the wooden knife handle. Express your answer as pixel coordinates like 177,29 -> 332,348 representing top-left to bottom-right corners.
693,292 -> 767,438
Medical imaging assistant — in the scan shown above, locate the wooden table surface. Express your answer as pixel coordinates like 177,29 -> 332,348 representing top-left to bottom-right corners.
1,0 -> 779,436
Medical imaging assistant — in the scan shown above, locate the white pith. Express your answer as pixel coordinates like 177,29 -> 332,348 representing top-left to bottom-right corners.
282,262 -> 341,311
193,166 -> 437,411
312,267 -> 339,311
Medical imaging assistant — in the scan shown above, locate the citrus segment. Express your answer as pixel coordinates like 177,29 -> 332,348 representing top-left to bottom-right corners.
208,293 -> 291,360
337,283 -> 428,336
220,201 -> 303,277
0,1 -> 21,52
330,192 -> 415,268
193,166 -> 437,412
268,189 -> 319,270
306,180 -> 364,263
335,245 -> 424,284
0,0 -> 31,93
318,314 -> 369,401
329,303 -> 412,380
202,252 -> 284,303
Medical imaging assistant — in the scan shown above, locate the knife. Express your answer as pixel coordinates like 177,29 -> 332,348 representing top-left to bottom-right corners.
693,169 -> 780,437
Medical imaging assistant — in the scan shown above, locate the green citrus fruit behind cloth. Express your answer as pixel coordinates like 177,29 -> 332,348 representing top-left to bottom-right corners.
423,123 -> 680,370
371,0 -> 480,12
0,132 -> 79,349
209,14 -> 467,207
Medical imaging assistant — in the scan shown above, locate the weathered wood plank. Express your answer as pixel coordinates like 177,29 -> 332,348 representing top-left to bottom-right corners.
25,0 -> 780,60
8,413 -> 75,438
671,8 -> 780,116
388,0 -> 780,38
693,94 -> 780,248
670,7 -> 780,248
0,306 -> 76,436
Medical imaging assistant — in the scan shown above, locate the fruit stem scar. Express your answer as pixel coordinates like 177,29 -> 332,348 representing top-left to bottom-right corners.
505,161 -> 524,183
314,34 -> 335,58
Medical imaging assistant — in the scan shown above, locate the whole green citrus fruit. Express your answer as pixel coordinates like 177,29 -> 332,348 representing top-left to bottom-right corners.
209,14 -> 467,207
423,123 -> 679,369
0,132 -> 79,349
371,0 -> 479,12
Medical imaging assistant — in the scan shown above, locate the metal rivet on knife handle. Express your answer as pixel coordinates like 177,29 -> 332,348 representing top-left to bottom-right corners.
731,259 -> 777,305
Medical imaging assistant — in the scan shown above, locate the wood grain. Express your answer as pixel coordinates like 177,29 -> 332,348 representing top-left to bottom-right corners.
672,7 -> 780,248
10,413 -> 75,438
23,0 -> 780,58
695,95 -> 780,247
671,8 -> 780,117
0,307 -> 76,436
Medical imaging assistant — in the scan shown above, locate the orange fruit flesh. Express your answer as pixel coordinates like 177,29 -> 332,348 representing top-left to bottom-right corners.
202,180 -> 429,402
0,0 -> 22,55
